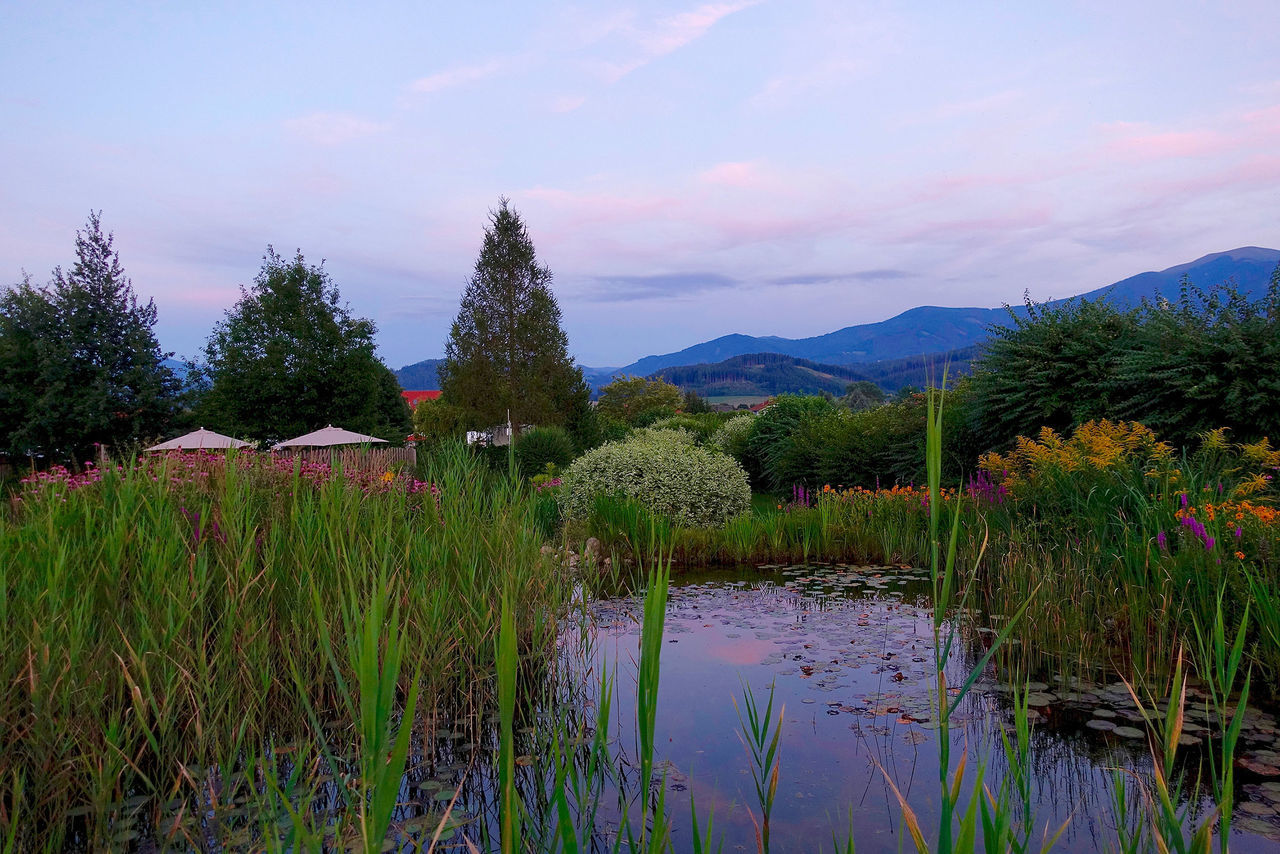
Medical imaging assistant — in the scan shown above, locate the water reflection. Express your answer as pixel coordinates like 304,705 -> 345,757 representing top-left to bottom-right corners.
127,564 -> 1280,851
561,564 -> 1280,853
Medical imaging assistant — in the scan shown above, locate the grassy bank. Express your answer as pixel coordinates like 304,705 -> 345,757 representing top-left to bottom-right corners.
571,423 -> 1280,695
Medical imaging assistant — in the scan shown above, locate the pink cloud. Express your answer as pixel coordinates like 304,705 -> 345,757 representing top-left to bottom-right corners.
409,59 -> 505,94
932,89 -> 1025,121
1242,103 -> 1280,131
752,57 -> 864,106
1109,128 -> 1229,159
698,160 -> 767,188
596,1 -> 759,82
639,1 -> 759,55
550,94 -> 587,114
281,112 -> 389,146
889,206 -> 1056,246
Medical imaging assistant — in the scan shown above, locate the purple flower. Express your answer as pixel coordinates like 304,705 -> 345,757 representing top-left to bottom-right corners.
1204,536 -> 1215,551
1157,531 -> 1168,550
1180,493 -> 1188,508
1235,526 -> 1243,539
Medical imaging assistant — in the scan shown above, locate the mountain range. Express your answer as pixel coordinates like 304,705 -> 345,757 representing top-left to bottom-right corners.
652,347 -> 983,398
394,247 -> 1279,394
610,247 -> 1280,376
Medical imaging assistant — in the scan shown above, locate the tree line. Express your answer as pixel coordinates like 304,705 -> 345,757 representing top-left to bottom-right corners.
7,204 -> 1277,478
1,201 -> 591,466
1,214 -> 413,462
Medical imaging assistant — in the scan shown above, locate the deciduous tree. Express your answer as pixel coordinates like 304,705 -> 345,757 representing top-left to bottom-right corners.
199,248 -> 410,443
596,376 -> 683,425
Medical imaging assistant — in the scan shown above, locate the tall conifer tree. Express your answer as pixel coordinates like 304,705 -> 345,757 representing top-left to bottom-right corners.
439,199 -> 586,438
0,212 -> 178,460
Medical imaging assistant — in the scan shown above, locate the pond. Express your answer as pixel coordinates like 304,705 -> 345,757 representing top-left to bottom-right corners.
560,564 -> 1280,852
117,564 -> 1280,851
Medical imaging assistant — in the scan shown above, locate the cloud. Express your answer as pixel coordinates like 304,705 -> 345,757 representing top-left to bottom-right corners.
409,59 -> 506,94
550,94 -> 587,113
932,89 -> 1025,121
597,1 -> 759,82
751,57 -> 865,106
584,271 -> 738,301
639,2 -> 757,55
282,112 -> 390,146
1103,125 -> 1229,159
767,269 -> 914,286
698,160 -> 769,188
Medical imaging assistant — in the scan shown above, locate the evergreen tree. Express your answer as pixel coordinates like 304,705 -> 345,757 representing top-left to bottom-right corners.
438,199 -> 586,437
199,248 -> 411,443
0,277 -> 61,456
681,388 -> 711,414
839,380 -> 886,412
0,213 -> 178,461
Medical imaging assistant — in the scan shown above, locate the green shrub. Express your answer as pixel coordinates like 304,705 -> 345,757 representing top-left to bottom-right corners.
596,412 -> 630,445
531,488 -> 562,539
514,426 -> 575,476
745,395 -> 839,491
410,398 -> 469,447
559,431 -> 750,528
971,276 -> 1280,449
711,413 -> 756,461
649,413 -> 725,443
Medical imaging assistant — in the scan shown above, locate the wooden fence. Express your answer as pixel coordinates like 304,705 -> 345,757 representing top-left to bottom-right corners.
289,446 -> 418,472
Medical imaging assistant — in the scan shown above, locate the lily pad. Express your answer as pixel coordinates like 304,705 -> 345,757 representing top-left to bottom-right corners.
1239,801 -> 1278,817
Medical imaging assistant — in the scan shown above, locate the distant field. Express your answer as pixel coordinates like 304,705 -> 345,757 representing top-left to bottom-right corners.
705,395 -> 770,407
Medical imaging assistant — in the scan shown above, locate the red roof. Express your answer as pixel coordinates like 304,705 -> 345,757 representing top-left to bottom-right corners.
749,398 -> 775,413
401,390 -> 442,407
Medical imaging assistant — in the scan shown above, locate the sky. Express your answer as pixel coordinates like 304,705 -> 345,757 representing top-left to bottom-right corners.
2,1 -> 1279,370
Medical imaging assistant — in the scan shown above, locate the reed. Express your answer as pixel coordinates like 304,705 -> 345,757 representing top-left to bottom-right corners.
733,682 -> 783,854
0,443 -> 569,848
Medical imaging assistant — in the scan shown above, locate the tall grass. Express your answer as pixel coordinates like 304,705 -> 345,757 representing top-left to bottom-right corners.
0,442 -> 569,848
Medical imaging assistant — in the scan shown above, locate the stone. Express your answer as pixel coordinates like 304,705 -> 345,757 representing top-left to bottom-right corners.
583,537 -> 602,561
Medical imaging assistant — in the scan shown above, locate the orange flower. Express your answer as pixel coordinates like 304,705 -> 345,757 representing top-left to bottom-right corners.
1235,551 -> 1246,560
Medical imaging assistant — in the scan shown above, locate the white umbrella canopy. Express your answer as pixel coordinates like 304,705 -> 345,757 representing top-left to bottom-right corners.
146,428 -> 254,452
272,425 -> 388,450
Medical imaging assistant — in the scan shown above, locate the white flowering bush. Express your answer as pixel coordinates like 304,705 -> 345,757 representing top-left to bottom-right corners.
559,430 -> 750,528
711,414 -> 756,461
628,426 -> 697,447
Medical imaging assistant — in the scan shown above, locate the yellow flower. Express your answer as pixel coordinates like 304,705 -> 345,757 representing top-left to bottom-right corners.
381,471 -> 395,483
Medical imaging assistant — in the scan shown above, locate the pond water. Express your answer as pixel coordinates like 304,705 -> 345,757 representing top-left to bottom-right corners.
109,564 -> 1280,851
567,564 -> 1280,853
